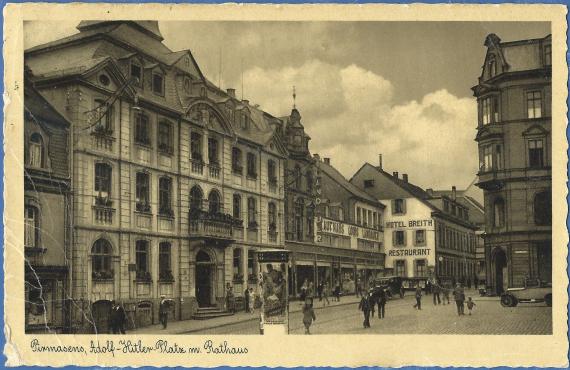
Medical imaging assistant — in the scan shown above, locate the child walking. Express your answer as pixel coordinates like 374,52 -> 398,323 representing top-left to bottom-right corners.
466,297 -> 476,315
413,286 -> 422,310
302,299 -> 316,334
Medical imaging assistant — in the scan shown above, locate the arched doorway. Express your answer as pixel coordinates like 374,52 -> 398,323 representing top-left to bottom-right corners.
493,248 -> 508,295
91,300 -> 112,334
195,250 -> 215,307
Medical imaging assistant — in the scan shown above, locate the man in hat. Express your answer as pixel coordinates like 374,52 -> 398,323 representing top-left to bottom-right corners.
453,283 -> 466,316
159,295 -> 169,329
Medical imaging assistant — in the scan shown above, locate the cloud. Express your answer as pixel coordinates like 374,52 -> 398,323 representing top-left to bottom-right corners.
239,60 -> 477,190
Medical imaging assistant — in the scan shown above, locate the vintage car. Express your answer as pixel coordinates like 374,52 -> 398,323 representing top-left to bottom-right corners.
371,276 -> 403,299
500,279 -> 552,307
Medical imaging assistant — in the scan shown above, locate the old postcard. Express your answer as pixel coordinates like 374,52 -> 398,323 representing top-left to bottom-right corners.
3,2 -> 568,367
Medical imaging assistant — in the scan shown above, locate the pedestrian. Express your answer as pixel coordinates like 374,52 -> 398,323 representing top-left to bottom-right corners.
399,285 -> 405,299
226,284 -> 235,313
334,282 -> 341,302
377,288 -> 387,319
442,285 -> 450,305
426,280 -> 432,295
466,297 -> 476,315
115,302 -> 127,334
109,300 -> 118,334
244,287 -> 250,313
358,292 -> 372,328
159,295 -> 169,329
369,290 -> 376,318
322,282 -> 330,306
453,283 -> 466,316
413,286 -> 422,310
248,288 -> 255,314
307,282 -> 315,301
302,299 -> 316,334
317,281 -> 324,302
432,281 -> 441,305
300,279 -> 308,302
474,276 -> 479,290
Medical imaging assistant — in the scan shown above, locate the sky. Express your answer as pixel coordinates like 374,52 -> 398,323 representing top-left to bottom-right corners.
24,21 -> 550,190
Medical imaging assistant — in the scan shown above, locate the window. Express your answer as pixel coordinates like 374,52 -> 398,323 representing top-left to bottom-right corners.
415,230 -> 426,246
135,172 -> 150,212
134,113 -> 150,146
233,194 -> 242,220
247,197 -> 257,228
339,207 -> 345,222
306,171 -> 313,193
92,239 -> 113,278
534,190 -> 551,226
158,121 -> 173,154
159,242 -> 172,281
544,44 -> 552,66
415,260 -> 427,277
393,199 -> 406,214
482,145 -> 493,172
152,72 -> 164,95
527,91 -> 542,119
247,250 -> 255,277
130,62 -> 142,85
357,207 -> 362,225
528,139 -> 544,168
246,153 -> 257,178
363,179 -> 375,188
268,160 -> 277,183
28,133 -> 44,168
232,147 -> 242,174
233,249 -> 242,279
482,97 -> 492,125
367,210 -> 372,228
495,144 -> 503,170
189,186 -> 203,212
268,202 -> 277,230
93,99 -> 114,133
135,240 -> 150,278
458,208 -> 464,219
451,205 -> 456,216
493,198 -> 505,227
208,138 -> 219,166
94,163 -> 112,198
208,190 -> 221,214
481,96 -> 498,125
393,230 -> 406,246
306,205 -> 314,237
158,177 -> 172,216
24,205 -> 38,248
190,132 -> 203,161
395,260 -> 406,277
294,165 -> 302,189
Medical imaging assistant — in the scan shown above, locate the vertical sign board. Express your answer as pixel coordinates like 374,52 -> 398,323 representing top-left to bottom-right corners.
257,250 -> 291,335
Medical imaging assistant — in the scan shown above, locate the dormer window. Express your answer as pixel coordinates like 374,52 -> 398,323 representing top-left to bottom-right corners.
488,57 -> 497,78
28,133 -> 44,168
240,112 -> 250,130
130,62 -> 142,86
152,72 -> 164,96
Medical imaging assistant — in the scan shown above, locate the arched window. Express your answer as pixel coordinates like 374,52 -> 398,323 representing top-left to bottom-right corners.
534,190 -> 551,226
208,190 -> 221,214
28,133 -> 44,168
268,202 -> 277,230
24,205 -> 39,248
493,198 -> 505,227
190,186 -> 203,212
92,239 -> 113,279
233,194 -> 242,220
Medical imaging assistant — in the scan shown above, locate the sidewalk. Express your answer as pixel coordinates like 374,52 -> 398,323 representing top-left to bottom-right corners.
131,295 -> 362,334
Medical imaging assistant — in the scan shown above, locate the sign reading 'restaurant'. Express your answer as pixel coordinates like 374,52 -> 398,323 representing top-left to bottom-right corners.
388,248 -> 431,257
385,219 -> 433,228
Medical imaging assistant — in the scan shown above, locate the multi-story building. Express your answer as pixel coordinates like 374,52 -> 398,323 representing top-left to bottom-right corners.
25,20 -> 287,332
24,73 -> 72,333
473,34 -> 552,294
351,157 -> 478,283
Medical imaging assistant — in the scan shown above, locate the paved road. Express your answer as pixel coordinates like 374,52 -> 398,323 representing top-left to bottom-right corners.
195,295 -> 552,335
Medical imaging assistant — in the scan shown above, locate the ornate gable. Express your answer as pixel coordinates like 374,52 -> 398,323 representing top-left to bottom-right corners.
186,101 -> 234,136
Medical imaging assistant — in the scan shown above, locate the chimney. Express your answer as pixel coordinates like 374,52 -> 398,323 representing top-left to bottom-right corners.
378,154 -> 383,169
226,88 -> 236,98
242,99 -> 249,106
313,154 -> 321,162
393,171 -> 398,179
426,188 -> 434,196
324,158 -> 331,165
452,186 -> 457,200
402,174 -> 408,183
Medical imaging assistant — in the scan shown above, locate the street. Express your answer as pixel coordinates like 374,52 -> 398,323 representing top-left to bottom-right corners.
191,294 -> 552,335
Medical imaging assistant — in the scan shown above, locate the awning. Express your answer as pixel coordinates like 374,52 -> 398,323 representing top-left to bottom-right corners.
295,260 -> 314,267
316,261 -> 332,267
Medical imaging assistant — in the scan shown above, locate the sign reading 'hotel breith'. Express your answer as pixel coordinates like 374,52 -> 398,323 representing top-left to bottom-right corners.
384,219 -> 433,228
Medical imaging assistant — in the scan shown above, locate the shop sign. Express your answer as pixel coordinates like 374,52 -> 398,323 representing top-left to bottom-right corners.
316,216 -> 380,241
385,219 -> 433,228
388,248 -> 431,257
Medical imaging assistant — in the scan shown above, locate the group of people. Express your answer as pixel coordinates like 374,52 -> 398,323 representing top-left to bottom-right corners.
358,288 -> 388,328
109,300 -> 127,334
243,287 -> 256,313
413,282 -> 476,316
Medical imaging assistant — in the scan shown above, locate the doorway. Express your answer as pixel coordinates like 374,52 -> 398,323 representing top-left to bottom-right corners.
493,248 -> 508,295
91,300 -> 112,334
195,250 -> 214,307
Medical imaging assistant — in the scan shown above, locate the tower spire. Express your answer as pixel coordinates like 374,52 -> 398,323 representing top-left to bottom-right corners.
292,85 -> 296,109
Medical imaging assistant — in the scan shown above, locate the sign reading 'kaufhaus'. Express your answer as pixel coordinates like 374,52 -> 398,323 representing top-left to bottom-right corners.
316,216 -> 380,241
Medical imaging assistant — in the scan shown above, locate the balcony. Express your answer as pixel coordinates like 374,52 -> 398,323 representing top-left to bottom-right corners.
190,159 -> 204,175
93,197 -> 115,224
188,210 -> 237,240
209,163 -> 221,179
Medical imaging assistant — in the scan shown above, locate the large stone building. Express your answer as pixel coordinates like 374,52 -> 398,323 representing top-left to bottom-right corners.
351,158 -> 478,284
25,21 -> 287,332
473,34 -> 552,294
24,73 -> 72,333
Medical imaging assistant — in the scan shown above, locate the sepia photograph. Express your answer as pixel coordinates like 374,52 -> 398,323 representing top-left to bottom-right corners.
4,3 -> 568,368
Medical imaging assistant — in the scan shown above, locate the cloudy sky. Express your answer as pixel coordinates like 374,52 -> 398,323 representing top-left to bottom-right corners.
25,21 -> 550,190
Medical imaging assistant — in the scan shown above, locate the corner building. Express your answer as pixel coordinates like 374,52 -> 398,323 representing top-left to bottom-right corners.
25,21 -> 287,332
473,34 -> 552,293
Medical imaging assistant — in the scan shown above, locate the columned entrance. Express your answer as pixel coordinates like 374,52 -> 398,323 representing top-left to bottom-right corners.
196,250 -> 215,307
492,247 -> 508,295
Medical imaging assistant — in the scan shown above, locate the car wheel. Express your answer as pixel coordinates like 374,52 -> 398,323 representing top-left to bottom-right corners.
501,294 -> 517,307
545,294 -> 552,307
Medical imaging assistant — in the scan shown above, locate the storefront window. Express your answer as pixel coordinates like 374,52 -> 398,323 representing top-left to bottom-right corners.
395,260 -> 406,277
415,259 -> 427,277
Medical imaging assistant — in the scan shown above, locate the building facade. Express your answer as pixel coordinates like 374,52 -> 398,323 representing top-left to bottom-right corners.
25,21 -> 287,332
351,159 -> 478,283
24,74 -> 72,333
473,34 -> 552,293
